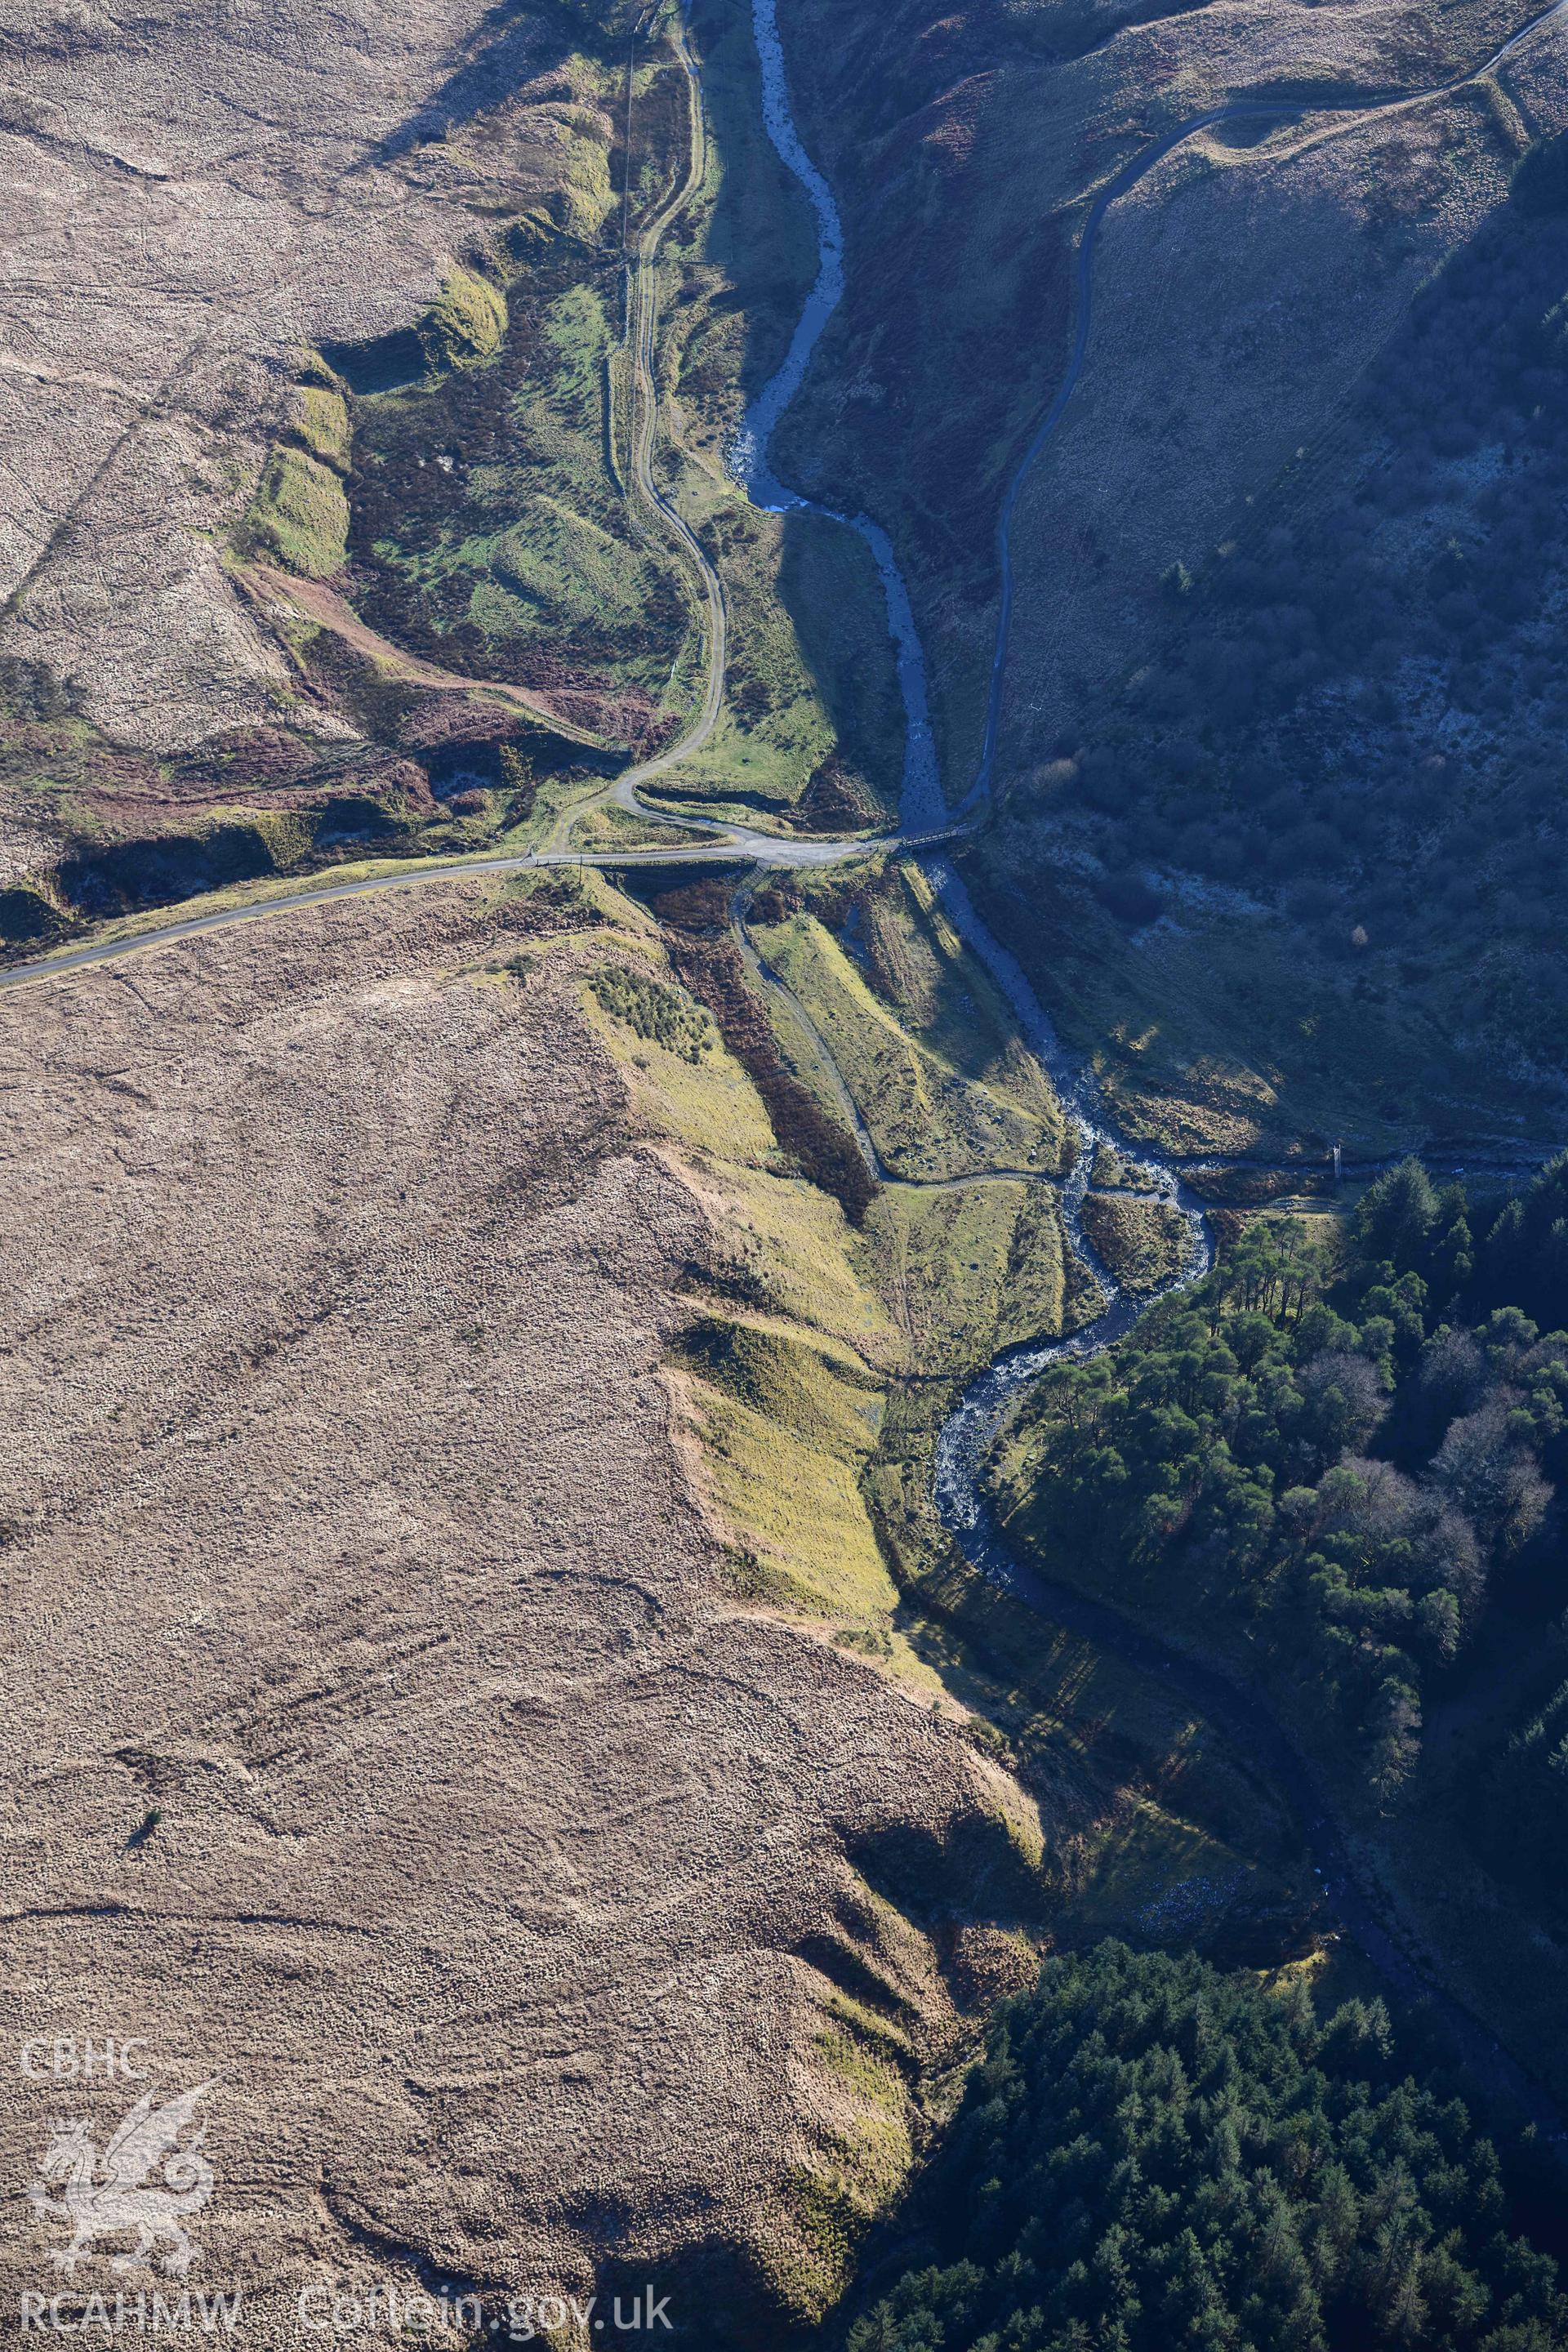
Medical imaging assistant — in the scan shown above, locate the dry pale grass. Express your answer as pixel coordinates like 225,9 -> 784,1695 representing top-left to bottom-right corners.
0,882 -> 1026,2339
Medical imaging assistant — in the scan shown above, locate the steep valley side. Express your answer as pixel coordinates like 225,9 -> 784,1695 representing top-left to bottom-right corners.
0,871 -> 1319,2342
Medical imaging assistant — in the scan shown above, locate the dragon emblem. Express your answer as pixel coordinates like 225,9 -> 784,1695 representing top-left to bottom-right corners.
29,2082 -> 216,2276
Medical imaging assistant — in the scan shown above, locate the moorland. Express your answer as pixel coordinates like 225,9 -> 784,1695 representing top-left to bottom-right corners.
8,0 -> 1568,2344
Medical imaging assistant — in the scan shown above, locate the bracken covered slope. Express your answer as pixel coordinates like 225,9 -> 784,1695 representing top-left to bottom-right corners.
775,0 -> 1568,782
0,0 -> 629,752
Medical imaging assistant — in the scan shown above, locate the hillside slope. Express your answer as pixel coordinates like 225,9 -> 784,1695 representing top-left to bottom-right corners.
775,0 -> 1566,782
0,0 -> 649,750
0,875 -> 1045,2341
769,0 -> 1568,1150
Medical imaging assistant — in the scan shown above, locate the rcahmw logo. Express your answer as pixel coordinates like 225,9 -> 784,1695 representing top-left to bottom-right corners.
28,2084 -> 216,2278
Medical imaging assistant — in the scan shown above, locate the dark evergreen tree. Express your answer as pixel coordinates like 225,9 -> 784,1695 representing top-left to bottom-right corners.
840,1945 -> 1568,2352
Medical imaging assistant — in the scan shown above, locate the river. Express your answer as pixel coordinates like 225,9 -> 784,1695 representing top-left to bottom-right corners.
728,0 -> 1568,2149
727,0 -> 1210,1558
